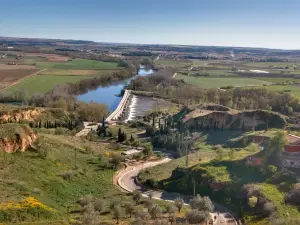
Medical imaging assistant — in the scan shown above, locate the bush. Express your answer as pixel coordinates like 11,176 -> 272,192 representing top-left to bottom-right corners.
285,187 -> 300,206
59,170 -> 75,181
186,210 -> 211,224
262,201 -> 276,216
94,199 -> 105,213
77,194 -> 94,207
54,127 -> 68,135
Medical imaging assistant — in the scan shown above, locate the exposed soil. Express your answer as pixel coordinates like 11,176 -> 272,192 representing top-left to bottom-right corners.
0,69 -> 38,88
0,64 -> 36,70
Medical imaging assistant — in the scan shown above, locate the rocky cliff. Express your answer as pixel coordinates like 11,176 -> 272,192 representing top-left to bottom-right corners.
0,108 -> 44,123
0,124 -> 37,153
182,104 -> 287,131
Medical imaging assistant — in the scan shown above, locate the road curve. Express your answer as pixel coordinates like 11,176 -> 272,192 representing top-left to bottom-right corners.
116,158 -> 238,225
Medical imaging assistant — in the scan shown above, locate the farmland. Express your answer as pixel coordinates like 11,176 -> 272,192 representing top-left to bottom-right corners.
175,74 -> 271,88
0,54 -> 124,94
34,59 -> 122,70
6,75 -> 91,95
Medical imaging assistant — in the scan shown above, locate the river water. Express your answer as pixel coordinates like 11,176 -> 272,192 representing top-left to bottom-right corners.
77,67 -> 154,121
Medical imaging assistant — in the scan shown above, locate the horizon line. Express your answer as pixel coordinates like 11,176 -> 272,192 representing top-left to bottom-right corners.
1,35 -> 299,51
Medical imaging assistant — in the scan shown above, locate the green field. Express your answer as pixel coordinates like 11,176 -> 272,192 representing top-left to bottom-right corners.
175,74 -> 271,88
264,84 -> 300,98
34,59 -> 122,70
7,75 -> 93,95
179,69 -> 237,77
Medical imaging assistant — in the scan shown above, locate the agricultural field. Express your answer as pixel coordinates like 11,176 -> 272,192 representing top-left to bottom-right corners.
6,75 -> 93,95
34,59 -> 122,70
156,59 -> 191,68
0,53 -> 124,94
175,74 -> 271,88
264,84 -> 300,98
0,66 -> 38,89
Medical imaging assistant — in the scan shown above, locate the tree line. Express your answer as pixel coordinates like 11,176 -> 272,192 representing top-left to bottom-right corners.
128,74 -> 300,116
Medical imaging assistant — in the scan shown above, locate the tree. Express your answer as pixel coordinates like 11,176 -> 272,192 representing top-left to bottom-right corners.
166,204 -> 177,216
248,196 -> 258,208
130,134 -> 135,143
132,190 -> 142,205
189,195 -> 214,212
94,199 -> 105,213
148,192 -> 154,200
79,203 -> 99,225
112,205 -> 122,224
174,197 -> 184,212
110,154 -> 125,170
124,202 -> 135,218
148,204 -> 162,219
186,209 -> 211,224
266,131 -> 288,160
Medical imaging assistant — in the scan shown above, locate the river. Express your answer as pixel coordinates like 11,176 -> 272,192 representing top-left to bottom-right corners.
77,67 -> 154,121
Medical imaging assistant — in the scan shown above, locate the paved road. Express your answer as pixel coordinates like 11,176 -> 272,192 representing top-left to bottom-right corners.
116,159 -> 238,225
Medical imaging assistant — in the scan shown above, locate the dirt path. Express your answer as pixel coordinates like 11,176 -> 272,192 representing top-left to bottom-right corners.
1,69 -> 47,91
116,159 -> 238,225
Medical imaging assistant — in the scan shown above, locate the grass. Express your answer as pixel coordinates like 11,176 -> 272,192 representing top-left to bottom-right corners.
39,69 -> 116,76
264,85 -> 300,98
35,59 -> 122,70
179,69 -> 237,77
175,74 -> 271,88
6,75 -> 94,95
0,132 -> 122,223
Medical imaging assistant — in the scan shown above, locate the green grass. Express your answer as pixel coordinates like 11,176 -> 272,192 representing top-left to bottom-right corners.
264,85 -> 300,98
259,183 -> 300,218
6,75 -> 95,95
0,132 -> 122,223
175,74 -> 271,88
35,59 -> 122,70
255,77 -> 299,84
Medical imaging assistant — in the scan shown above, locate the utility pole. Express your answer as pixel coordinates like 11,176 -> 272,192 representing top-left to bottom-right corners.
192,178 -> 196,197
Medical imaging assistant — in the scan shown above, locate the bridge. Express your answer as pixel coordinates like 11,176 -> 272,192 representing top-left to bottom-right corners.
105,89 -> 131,124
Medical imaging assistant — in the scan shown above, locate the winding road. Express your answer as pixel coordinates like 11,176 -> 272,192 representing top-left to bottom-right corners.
116,158 -> 238,225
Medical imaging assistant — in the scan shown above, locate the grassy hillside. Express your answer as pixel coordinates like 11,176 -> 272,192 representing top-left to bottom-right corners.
0,131 -> 123,224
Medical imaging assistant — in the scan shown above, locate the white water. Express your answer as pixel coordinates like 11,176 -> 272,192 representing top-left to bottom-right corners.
125,95 -> 157,122
125,95 -> 138,122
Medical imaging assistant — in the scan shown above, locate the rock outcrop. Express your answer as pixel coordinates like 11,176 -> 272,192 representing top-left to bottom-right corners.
0,124 -> 37,153
182,104 -> 287,131
0,108 -> 44,123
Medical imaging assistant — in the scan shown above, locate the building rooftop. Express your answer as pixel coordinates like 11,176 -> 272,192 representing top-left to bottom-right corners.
287,134 -> 300,145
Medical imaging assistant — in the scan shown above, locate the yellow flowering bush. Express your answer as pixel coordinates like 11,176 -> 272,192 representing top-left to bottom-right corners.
0,197 -> 55,222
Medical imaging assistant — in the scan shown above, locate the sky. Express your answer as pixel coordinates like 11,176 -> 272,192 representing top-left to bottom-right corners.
0,0 -> 299,49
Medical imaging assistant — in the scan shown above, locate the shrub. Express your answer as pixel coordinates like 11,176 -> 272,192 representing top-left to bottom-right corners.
59,170 -> 76,181
248,196 -> 258,208
186,210 -> 211,224
77,194 -> 94,207
262,201 -> 276,216
54,127 -> 67,135
94,199 -> 105,213
285,187 -> 300,206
